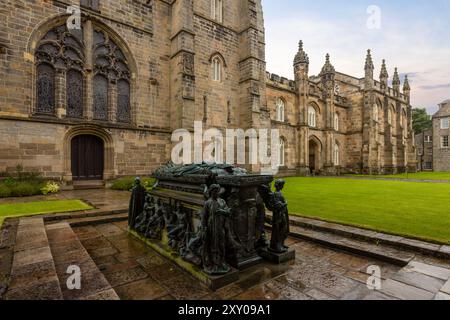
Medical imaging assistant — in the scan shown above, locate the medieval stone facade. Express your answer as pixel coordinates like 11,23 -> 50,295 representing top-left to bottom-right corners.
0,0 -> 416,184
267,44 -> 416,176
432,100 -> 450,171
415,129 -> 433,171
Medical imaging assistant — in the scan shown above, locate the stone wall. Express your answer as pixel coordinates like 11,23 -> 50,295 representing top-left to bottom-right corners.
0,119 -> 171,180
433,102 -> 450,171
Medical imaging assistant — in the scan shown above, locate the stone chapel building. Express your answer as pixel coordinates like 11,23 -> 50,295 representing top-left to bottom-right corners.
0,0 -> 416,185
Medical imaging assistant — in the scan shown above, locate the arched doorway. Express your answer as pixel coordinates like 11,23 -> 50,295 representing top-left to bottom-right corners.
309,137 -> 322,175
71,135 -> 104,180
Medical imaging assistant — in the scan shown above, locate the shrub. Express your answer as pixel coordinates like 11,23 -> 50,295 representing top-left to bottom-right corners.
111,177 -> 155,191
41,181 -> 60,195
9,182 -> 43,197
3,177 -> 16,186
0,184 -> 12,198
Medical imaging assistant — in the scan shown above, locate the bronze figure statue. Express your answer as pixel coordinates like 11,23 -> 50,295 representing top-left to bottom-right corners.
202,184 -> 238,275
128,177 -> 147,227
269,179 -> 290,253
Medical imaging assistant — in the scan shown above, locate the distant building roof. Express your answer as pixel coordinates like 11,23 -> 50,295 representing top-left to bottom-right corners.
433,99 -> 450,117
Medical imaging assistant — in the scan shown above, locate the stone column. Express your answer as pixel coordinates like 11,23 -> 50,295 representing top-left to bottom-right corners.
55,68 -> 66,118
109,80 -> 117,122
84,20 -> 94,120
237,0 -> 268,173
170,0 -> 196,131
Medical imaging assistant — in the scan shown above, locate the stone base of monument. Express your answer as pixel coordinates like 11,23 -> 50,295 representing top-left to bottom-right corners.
128,229 -> 239,291
229,254 -> 264,270
258,248 -> 296,264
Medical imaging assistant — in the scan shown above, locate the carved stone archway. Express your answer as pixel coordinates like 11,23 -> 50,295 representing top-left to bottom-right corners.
308,135 -> 323,175
63,125 -> 114,182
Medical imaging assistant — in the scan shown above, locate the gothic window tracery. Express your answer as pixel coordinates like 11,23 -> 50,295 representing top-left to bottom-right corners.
35,24 -> 84,115
35,21 -> 132,123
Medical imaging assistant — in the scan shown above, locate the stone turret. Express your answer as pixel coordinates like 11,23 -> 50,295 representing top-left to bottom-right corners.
403,74 -> 410,97
294,41 -> 309,67
320,53 -> 335,90
364,49 -> 374,89
392,67 -> 401,92
293,40 -> 309,81
380,59 -> 388,90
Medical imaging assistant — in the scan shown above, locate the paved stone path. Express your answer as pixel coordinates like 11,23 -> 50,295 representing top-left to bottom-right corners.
1,189 -> 450,300
68,221 -> 450,300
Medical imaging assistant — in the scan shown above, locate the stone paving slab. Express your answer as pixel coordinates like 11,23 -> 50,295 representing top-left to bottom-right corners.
46,222 -> 118,300
380,279 -> 435,300
404,261 -> 450,281
434,292 -> 450,300
439,278 -> 450,295
5,218 -> 62,300
391,270 -> 445,293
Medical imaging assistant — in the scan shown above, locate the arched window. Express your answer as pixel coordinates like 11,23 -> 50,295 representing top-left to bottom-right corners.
34,22 -> 131,123
334,112 -> 339,131
211,0 -> 223,23
117,79 -> 131,123
373,104 -> 379,122
402,110 -> 408,137
278,139 -> 285,167
36,63 -> 56,115
334,143 -> 340,166
93,74 -> 108,121
276,98 -> 285,122
66,69 -> 84,118
308,106 -> 317,128
212,56 -> 222,82
389,106 -> 396,126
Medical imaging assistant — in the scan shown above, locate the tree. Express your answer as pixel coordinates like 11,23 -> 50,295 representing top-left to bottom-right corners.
412,108 -> 432,135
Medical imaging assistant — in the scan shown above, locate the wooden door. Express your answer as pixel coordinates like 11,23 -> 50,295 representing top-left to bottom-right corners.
71,135 -> 104,180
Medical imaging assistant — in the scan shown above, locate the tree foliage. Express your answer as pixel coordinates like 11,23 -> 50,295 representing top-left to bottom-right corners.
412,108 -> 432,135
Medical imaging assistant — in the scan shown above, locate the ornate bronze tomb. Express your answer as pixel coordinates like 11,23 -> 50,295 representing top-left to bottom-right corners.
128,163 -> 295,290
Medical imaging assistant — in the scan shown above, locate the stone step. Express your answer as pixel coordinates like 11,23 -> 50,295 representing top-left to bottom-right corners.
5,218 -> 63,300
267,213 -> 450,259
285,224 -> 416,266
44,208 -> 128,223
65,213 -> 129,228
73,180 -> 105,190
45,222 -> 119,300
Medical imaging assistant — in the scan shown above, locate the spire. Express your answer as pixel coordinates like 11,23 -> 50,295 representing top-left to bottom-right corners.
403,74 -> 410,92
380,59 -> 388,80
293,40 -> 309,66
320,53 -> 335,75
393,67 -> 401,91
365,49 -> 374,71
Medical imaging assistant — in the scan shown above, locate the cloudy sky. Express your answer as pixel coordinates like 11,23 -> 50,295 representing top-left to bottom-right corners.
262,0 -> 450,114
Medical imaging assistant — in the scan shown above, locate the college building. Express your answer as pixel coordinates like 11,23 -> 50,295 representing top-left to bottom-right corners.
416,100 -> 450,172
0,0 -> 416,185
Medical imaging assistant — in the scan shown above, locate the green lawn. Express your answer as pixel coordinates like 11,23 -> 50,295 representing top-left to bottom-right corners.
347,172 -> 450,180
0,200 -> 93,227
282,177 -> 450,244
